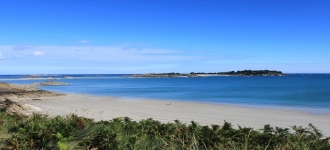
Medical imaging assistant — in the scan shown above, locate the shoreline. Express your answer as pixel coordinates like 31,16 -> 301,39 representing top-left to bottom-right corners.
20,93 -> 330,136
2,80 -> 329,136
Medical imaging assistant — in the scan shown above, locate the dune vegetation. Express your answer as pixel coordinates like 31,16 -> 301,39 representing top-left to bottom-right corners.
0,110 -> 329,150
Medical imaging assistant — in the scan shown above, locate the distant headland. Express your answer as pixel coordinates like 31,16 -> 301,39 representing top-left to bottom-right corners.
130,70 -> 286,78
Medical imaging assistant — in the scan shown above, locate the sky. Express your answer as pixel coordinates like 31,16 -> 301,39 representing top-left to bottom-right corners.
0,0 -> 330,74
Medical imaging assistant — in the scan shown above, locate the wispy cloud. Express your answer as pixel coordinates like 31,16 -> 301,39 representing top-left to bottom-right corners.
11,55 -> 24,59
77,40 -> 90,44
12,44 -> 35,51
0,52 -> 3,59
0,45 -> 256,64
33,51 -> 46,57
1,45 -> 188,62
0,45 -> 260,73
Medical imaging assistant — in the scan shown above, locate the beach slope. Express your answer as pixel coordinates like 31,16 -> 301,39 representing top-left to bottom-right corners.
22,94 -> 330,136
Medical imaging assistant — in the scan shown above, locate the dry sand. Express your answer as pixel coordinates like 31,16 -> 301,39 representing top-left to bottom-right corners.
21,94 -> 330,136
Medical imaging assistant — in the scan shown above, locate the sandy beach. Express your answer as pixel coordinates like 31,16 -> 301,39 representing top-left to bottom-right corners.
19,94 -> 330,136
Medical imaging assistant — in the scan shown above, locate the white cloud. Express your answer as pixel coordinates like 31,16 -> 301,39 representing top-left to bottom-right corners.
33,51 -> 45,57
0,52 -> 3,59
77,40 -> 90,44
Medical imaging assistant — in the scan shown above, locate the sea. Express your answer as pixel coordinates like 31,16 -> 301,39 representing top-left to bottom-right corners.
1,74 -> 330,114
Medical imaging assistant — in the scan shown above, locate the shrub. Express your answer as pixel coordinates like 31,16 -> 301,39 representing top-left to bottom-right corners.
1,112 -> 329,150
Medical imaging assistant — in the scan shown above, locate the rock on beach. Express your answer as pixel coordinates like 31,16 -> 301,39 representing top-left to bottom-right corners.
0,82 -> 66,114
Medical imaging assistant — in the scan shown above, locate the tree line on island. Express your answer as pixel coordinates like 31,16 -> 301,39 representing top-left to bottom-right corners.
131,70 -> 286,78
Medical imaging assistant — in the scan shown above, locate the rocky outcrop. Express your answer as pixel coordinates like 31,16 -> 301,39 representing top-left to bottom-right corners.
0,82 -> 65,98
35,81 -> 69,86
0,81 -> 66,114
0,90 -> 65,99
0,82 -> 34,92
0,98 -> 32,115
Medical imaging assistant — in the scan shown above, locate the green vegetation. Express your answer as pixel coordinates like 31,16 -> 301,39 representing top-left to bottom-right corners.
0,111 -> 329,150
131,70 -> 286,78
216,70 -> 285,76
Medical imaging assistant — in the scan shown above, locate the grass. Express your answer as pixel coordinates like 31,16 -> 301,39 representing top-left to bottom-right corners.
0,110 -> 329,150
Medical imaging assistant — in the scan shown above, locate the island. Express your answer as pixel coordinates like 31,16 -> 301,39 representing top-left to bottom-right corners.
216,70 -> 286,76
36,81 -> 69,86
130,70 -> 286,78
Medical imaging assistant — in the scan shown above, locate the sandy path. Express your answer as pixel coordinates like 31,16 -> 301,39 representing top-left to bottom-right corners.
22,94 -> 330,136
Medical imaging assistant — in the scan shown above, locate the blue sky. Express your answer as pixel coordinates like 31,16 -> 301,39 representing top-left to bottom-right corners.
0,0 -> 329,74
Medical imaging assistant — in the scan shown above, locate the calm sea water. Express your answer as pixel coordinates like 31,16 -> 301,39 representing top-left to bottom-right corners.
1,74 -> 330,114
